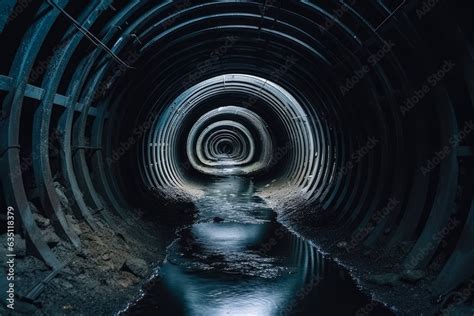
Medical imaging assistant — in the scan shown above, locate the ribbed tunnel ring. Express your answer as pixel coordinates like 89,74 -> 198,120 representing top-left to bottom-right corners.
197,121 -> 255,166
1,1 -> 473,307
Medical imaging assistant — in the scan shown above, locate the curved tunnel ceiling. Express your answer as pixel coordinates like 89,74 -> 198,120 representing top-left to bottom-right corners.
0,0 -> 473,311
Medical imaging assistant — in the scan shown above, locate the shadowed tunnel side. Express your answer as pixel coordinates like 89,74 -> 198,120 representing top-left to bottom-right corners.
0,0 -> 473,314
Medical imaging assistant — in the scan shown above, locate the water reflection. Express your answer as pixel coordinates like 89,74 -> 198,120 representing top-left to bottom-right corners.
124,177 -> 393,316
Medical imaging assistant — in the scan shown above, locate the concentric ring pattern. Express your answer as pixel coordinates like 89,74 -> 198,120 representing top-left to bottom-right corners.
0,0 -> 473,302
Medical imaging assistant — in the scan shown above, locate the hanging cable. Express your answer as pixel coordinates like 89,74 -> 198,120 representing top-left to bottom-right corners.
46,0 -> 135,69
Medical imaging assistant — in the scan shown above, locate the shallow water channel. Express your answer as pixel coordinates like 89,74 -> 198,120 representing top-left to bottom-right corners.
123,176 -> 393,315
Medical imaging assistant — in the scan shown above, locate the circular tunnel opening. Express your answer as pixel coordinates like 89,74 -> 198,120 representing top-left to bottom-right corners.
1,1 -> 473,315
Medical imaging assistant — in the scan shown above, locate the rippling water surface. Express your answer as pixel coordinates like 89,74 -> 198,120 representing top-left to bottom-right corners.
124,177 -> 394,316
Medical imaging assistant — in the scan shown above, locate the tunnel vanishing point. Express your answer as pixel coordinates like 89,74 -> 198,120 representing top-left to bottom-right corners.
0,0 -> 473,315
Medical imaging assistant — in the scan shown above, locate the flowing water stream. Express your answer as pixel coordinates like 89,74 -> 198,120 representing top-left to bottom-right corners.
123,177 -> 394,315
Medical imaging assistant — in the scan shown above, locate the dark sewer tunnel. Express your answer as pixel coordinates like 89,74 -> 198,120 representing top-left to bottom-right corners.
0,0 -> 474,315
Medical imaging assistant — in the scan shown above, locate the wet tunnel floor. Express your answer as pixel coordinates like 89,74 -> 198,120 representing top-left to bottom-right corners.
123,177 -> 394,316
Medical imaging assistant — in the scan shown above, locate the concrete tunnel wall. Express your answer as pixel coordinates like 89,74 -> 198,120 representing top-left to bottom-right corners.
0,0 -> 473,306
